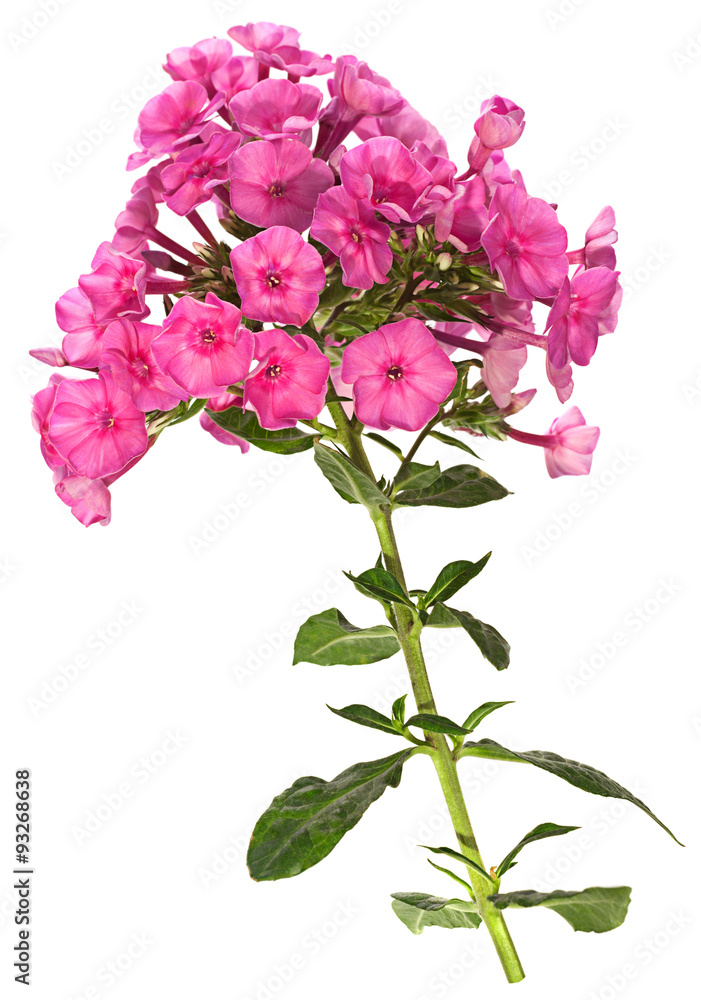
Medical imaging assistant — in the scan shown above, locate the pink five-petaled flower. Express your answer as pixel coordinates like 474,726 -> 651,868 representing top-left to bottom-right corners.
244,330 -> 329,430
100,319 -> 189,412
228,137 -> 333,232
136,81 -> 220,157
55,475 -> 112,527
164,37 -> 233,96
481,183 -> 568,301
55,286 -> 109,368
566,206 -> 618,270
545,266 -> 621,368
339,136 -> 433,224
508,406 -> 600,478
78,242 -> 150,325
48,373 -> 148,480
229,226 -> 326,327
311,185 -> 392,289
151,292 -> 254,398
229,78 -> 324,138
329,56 -> 405,120
341,318 -> 457,432
228,21 -> 300,57
468,96 -> 525,175
162,131 -> 242,215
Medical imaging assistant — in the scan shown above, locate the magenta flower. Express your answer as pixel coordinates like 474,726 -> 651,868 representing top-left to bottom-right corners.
229,78 -> 324,138
31,375 -> 68,471
329,56 -> 405,120
55,474 -> 112,527
340,137 -> 433,224
354,103 -> 448,156
151,292 -> 253,398
29,347 -> 69,368
229,226 -> 326,327
210,56 -> 259,101
481,184 -> 568,300
311,185 -> 392,289
341,318 -> 457,431
567,206 -> 618,270
244,330 -> 329,430
202,390 -> 249,452
136,81 -> 221,156
48,374 -> 148,479
546,356 -> 574,404
448,177 -> 489,252
101,318 -> 189,412
228,138 -> 333,232
546,266 -> 621,368
162,131 -> 242,215
78,242 -> 150,325
55,286 -> 109,368
164,37 -> 233,95
113,189 -> 159,256
508,407 -> 600,478
228,21 -> 301,57
433,323 -> 527,409
468,96 -> 525,175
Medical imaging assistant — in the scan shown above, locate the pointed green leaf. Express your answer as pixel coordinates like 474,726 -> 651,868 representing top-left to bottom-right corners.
426,859 -> 475,898
247,749 -> 415,880
393,462 -> 442,492
394,464 -> 509,509
429,429 -> 481,460
293,609 -> 400,666
405,713 -> 471,738
495,823 -> 581,878
345,568 -> 415,609
488,886 -> 632,933
421,845 -> 495,886
391,694 -> 408,728
208,405 -> 314,454
328,703 -> 402,737
462,701 -> 514,733
391,893 -> 481,934
313,441 -> 388,509
458,739 -> 682,844
365,432 -> 404,459
424,553 -> 492,607
426,604 -> 510,670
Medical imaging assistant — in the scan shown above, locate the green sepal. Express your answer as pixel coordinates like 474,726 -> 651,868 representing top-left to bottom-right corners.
423,553 -> 491,607
208,405 -> 314,453
488,886 -> 632,933
247,749 -> 416,880
425,604 -> 510,671
313,441 -> 388,508
344,567 -> 415,609
495,822 -> 581,878
391,893 -> 481,934
327,703 -> 403,737
393,464 -> 509,509
292,609 -> 400,666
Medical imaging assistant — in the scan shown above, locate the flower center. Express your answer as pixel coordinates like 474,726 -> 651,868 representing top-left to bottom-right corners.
133,357 -> 150,378
266,364 -> 282,378
268,183 -> 285,198
504,238 -> 521,258
96,409 -> 115,429
350,230 -> 362,243
202,328 -> 217,344
266,272 -> 282,288
387,365 -> 404,381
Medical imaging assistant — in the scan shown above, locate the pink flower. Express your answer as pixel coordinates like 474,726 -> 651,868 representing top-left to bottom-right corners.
244,330 -> 329,430
448,177 -> 489,252
152,292 -> 253,398
468,96 -> 525,175
228,138 -> 333,232
339,137 -> 433,223
508,407 -> 600,478
101,318 -> 189,411
329,56 -> 405,120
164,37 -> 233,95
162,131 -> 242,215
432,323 -> 527,409
210,56 -> 259,101
546,356 -> 574,404
546,266 -> 621,368
481,184 -> 568,300
229,226 -> 326,327
341,318 -> 457,431
567,206 -> 618,270
113,189 -> 159,256
55,475 -> 112,527
354,103 -> 448,156
31,375 -> 68,471
55,286 -> 109,368
229,78 -> 324,138
29,347 -> 69,368
228,21 -> 300,57
48,374 -> 149,479
200,393 -> 249,449
311,185 -> 392,289
136,81 -> 221,156
78,242 -> 150,325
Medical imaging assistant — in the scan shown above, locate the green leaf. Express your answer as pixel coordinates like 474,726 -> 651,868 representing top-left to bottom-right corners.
428,430 -> 481,460
425,604 -> 510,671
317,269 -> 351,308
394,464 -> 509,509
247,749 -> 415,880
391,694 -> 408,728
345,567 -> 415,609
422,845 -> 495,886
293,609 -> 400,666
208,405 -> 314,454
488,886 -> 632,933
393,462 -> 442,492
462,701 -> 514,733
424,553 -> 491,607
495,823 -> 580,878
405,713 -> 470,738
458,740 -> 682,844
426,859 -> 475,898
328,703 -> 402,737
313,441 -> 388,508
365,432 -> 404,459
391,893 -> 481,934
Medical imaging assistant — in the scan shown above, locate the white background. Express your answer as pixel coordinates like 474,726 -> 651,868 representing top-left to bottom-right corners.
2,0 -> 699,997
